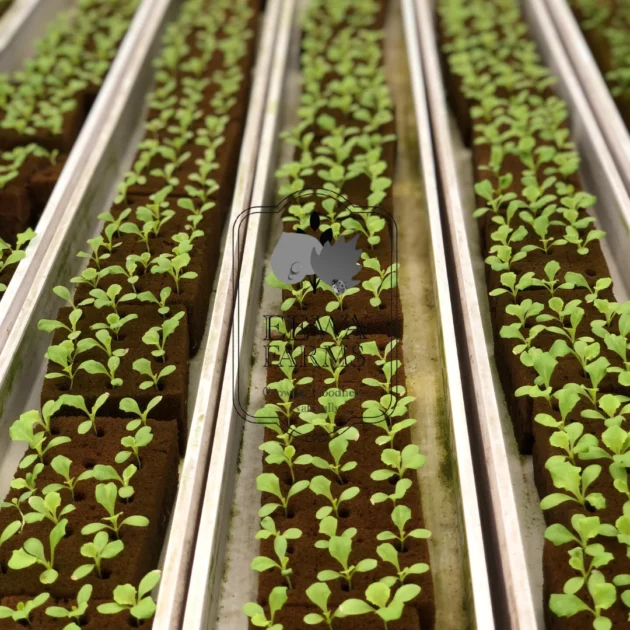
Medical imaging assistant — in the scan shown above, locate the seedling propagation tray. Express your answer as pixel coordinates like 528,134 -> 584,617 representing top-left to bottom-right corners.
419,0 -> 630,627
542,0 -> 630,195
183,1 -> 493,629
0,0 -> 73,73
0,0 -> 144,352
0,0 -> 278,627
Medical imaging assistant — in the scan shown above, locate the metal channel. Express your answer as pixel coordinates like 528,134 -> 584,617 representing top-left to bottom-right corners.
0,0 -> 174,352
543,0 -> 630,195
0,0 -> 280,625
416,1 -> 539,628
417,0 -> 630,628
183,0 -> 495,628
0,0 -> 73,72
401,1 -> 494,627
181,0 -> 296,626
522,0 -> 630,287
152,0 -> 284,626
0,0 -> 179,413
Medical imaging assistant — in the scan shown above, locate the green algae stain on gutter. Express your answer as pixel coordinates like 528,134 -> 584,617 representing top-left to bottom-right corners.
385,0 -> 469,627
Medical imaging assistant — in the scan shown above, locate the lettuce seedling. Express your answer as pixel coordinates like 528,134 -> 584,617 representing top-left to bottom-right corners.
473,176 -> 518,219
581,393 -> 630,428
500,318 -> 545,359
545,514 -> 616,599
338,582 -> 420,624
363,356 -> 402,395
370,416 -> 417,449
582,425 -> 630,464
77,236 -> 112,270
0,231 -> 36,292
28,491 -> 75,524
97,570 -> 161,623
150,252 -> 198,294
541,459 -> 605,512
267,339 -> 307,378
45,584 -> 91,628
377,542 -> 430,586
91,312 -> 138,341
315,516 -> 356,551
243,586 -> 287,630
9,411 -> 71,469
489,270 -> 536,300
308,345 -> 355,387
142,311 -> 184,361
323,282 -> 359,313
10,461 -> 43,503
317,534 -> 376,589
361,255 -> 398,308
132,358 -> 175,391
120,220 -> 154,254
70,266 -> 112,290
90,464 -> 138,500
600,331 -> 630,385
82,483 -> 149,539
135,186 -> 173,222
0,490 -> 42,533
116,426 -> 154,468
360,338 -> 398,367
300,389 -> 353,434
0,593 -> 50,625
120,396 -> 162,431
18,398 -> 67,436
377,504 -> 431,552
362,393 -> 415,426
251,535 -> 296,589
38,308 -> 83,341
257,473 -> 309,519
315,316 -> 356,346
562,272 -> 612,304
72,531 -> 124,580
548,421 -> 598,464
562,223 -> 605,257
56,392 -> 109,435
9,518 -> 67,584
0,521 -> 22,569
534,388 -> 580,431
550,570 -> 615,629
591,299 -> 621,333
78,331 -> 128,388
371,478 -> 413,507
342,213 -> 386,248
106,258 -> 141,293
138,286 -> 172,316
266,273 -> 314,311
84,284 -> 135,315
256,517 -> 302,542
43,455 -> 91,501
310,475 -> 359,519
514,349 -> 558,404
259,441 -> 310,484
45,338 -> 95,388
255,406 -> 314,443
536,297 -> 586,345
52,285 -> 77,310
303,582 -> 345,627
565,356 -> 611,406
297,427 -> 359,484
98,208 -> 132,239
371,445 -> 425,482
